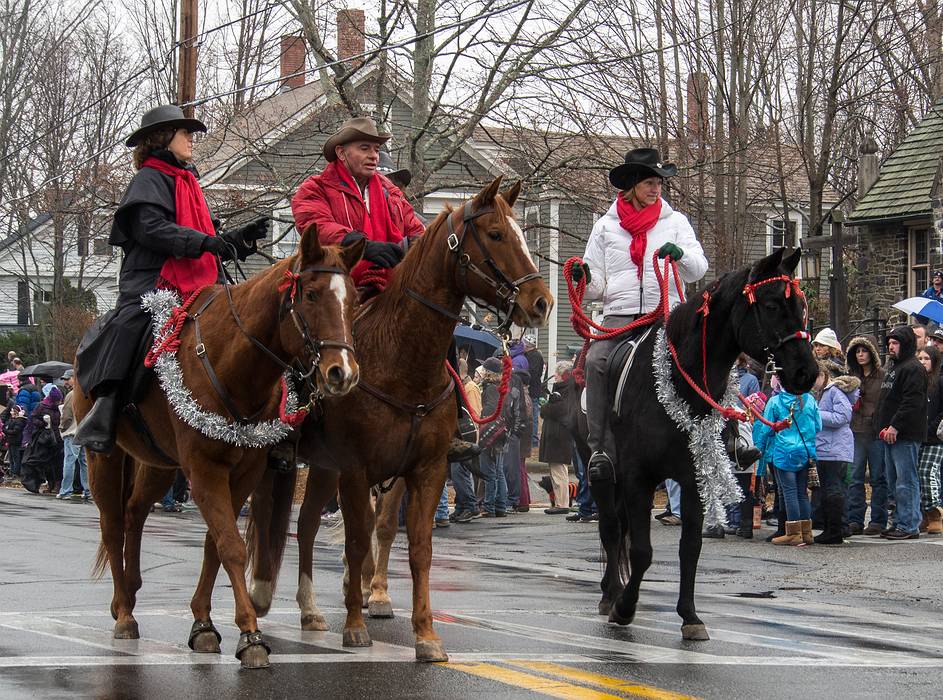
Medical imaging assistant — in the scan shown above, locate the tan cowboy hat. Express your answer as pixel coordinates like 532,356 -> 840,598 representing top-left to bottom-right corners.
322,117 -> 392,162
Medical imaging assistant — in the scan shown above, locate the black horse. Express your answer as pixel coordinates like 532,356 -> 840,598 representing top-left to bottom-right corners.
590,248 -> 817,641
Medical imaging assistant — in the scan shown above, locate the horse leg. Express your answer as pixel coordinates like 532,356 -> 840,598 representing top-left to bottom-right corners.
368,478 -> 407,618
247,469 -> 276,616
296,467 -> 338,631
188,457 -> 271,668
340,475 -> 374,647
404,461 -> 449,662
89,449 -> 138,639
610,479 -> 654,627
591,479 -> 625,616
677,477 -> 709,641
123,466 -> 175,611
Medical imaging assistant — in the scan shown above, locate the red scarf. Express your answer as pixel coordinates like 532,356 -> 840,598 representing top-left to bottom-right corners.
143,156 -> 218,294
616,195 -> 662,279
334,160 -> 403,286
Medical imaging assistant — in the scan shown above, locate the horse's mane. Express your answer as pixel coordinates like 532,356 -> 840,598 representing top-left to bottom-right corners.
667,266 -> 751,337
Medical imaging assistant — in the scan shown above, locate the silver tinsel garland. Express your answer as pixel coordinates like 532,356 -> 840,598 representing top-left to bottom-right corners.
142,290 -> 302,448
652,327 -> 743,528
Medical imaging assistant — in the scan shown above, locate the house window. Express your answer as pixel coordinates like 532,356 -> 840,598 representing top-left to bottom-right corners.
93,238 -> 109,256
33,288 -> 52,304
769,218 -> 797,249
911,227 -> 931,295
16,281 -> 30,325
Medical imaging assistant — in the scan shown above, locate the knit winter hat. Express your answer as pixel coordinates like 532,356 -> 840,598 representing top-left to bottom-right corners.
483,357 -> 503,373
812,327 -> 842,351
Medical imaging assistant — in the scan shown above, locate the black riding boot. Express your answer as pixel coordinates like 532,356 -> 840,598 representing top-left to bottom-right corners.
737,498 -> 754,539
73,393 -> 119,454
814,495 -> 845,544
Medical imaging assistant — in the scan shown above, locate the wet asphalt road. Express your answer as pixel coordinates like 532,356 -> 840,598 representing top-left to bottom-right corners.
2,484 -> 943,699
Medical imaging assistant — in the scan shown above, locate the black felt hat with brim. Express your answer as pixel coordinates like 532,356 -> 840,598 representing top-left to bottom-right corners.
608,148 -> 677,190
125,104 -> 207,147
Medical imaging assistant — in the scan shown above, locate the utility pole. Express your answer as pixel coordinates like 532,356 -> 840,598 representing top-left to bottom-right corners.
178,0 -> 198,115
828,210 -> 848,340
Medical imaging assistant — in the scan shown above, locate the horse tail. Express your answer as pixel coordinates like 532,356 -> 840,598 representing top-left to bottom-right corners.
91,453 -> 135,580
246,465 -> 298,592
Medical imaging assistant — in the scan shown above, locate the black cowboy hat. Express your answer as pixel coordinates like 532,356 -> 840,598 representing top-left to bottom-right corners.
322,117 -> 392,163
125,104 -> 207,147
377,150 -> 412,187
608,148 -> 677,190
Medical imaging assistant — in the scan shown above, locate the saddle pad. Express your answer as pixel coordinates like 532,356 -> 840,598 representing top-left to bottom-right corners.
610,326 -> 655,417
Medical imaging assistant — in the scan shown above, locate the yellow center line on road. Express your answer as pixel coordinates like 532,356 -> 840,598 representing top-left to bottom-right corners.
445,661 -> 626,699
505,660 -> 699,700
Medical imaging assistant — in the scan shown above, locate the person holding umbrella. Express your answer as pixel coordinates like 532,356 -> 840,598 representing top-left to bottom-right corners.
73,104 -> 269,453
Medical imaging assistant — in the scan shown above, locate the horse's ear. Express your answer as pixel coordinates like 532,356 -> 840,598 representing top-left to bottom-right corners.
749,247 -> 785,281
340,236 -> 366,272
783,247 -> 801,273
300,222 -> 324,264
474,176 -> 504,207
500,180 -> 522,208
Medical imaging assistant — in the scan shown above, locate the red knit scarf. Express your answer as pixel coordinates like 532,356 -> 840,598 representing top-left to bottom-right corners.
143,156 -> 218,294
616,195 -> 661,279
334,160 -> 402,287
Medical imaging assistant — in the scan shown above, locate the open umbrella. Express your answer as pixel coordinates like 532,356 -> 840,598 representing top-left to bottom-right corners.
892,297 -> 943,324
20,360 -> 73,379
454,325 -> 502,371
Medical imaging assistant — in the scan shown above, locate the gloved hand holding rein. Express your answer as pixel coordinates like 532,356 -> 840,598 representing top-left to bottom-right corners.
570,262 -> 591,285
657,242 -> 684,261
342,230 -> 406,269
201,235 -> 237,261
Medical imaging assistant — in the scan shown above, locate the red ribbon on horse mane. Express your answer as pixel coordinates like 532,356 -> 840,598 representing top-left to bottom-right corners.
143,156 -> 218,294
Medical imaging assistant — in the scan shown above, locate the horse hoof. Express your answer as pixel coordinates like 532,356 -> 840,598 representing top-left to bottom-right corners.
191,631 -> 222,653
238,645 -> 270,669
597,599 -> 611,616
608,604 -> 634,626
368,600 -> 394,618
113,620 -> 139,640
681,623 -> 710,641
235,630 -> 271,669
415,639 -> 449,663
342,627 -> 372,647
301,614 -> 329,632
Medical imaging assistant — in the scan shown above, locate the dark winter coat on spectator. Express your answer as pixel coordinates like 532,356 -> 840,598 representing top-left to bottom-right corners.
479,373 -> 517,456
524,347 -> 545,399
539,379 -> 574,463
877,326 -> 928,444
512,367 -> 532,459
845,336 -> 884,438
924,375 -> 943,445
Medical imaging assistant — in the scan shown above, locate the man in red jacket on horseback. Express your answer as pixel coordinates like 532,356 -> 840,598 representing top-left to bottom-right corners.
291,117 -> 477,463
291,117 -> 425,293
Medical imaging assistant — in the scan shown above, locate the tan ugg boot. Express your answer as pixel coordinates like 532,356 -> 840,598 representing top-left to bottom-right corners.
772,520 -> 803,545
800,519 -> 813,545
920,512 -> 929,533
926,508 -> 943,535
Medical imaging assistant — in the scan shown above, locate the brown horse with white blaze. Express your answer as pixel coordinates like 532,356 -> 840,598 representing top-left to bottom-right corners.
74,227 -> 363,669
246,177 -> 553,662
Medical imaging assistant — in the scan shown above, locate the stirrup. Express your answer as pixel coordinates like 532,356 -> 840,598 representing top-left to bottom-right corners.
587,451 -> 615,483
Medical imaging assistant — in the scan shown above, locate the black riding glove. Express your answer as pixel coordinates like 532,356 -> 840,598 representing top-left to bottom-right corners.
221,216 -> 269,261
342,230 -> 405,269
201,235 -> 236,261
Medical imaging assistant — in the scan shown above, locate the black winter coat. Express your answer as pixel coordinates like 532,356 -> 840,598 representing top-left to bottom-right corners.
925,376 -> 943,445
539,380 -> 573,464
877,326 -> 928,443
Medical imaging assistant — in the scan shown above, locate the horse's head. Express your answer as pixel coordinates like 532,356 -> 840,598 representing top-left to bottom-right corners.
280,225 -> 364,397
738,248 -> 817,394
445,177 -> 553,330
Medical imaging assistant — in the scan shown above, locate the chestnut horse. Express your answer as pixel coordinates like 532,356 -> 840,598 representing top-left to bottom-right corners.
74,228 -> 363,669
246,177 -> 553,662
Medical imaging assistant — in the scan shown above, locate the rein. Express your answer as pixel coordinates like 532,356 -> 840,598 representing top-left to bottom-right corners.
563,254 -> 807,431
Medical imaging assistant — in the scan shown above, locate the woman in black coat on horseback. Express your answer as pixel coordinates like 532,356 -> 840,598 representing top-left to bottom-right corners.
74,105 -> 267,453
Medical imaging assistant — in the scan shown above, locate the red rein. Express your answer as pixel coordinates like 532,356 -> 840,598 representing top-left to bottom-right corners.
563,255 -> 803,432
446,353 -> 513,425
144,286 -> 212,368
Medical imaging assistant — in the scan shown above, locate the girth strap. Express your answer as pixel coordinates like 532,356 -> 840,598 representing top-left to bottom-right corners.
357,378 -> 456,492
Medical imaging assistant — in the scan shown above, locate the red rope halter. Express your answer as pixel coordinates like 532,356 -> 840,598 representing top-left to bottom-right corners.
562,255 -> 804,431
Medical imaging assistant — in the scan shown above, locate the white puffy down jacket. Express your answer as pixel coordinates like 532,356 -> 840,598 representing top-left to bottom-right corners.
582,198 -> 708,316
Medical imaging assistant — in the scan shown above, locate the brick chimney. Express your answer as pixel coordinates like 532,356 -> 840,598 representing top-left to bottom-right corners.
280,35 -> 306,91
337,9 -> 365,63
857,136 -> 879,198
686,72 -> 709,143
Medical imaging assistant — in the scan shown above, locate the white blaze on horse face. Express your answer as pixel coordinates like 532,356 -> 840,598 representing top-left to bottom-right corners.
296,572 -> 320,619
329,274 -> 354,379
507,216 -> 537,271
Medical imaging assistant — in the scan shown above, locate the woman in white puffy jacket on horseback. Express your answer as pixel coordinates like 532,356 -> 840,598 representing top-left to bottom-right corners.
573,148 -> 708,481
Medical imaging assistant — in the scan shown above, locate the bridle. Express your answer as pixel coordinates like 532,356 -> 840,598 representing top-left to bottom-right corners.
190,257 -> 356,424
442,201 -> 542,336
740,275 -> 810,368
